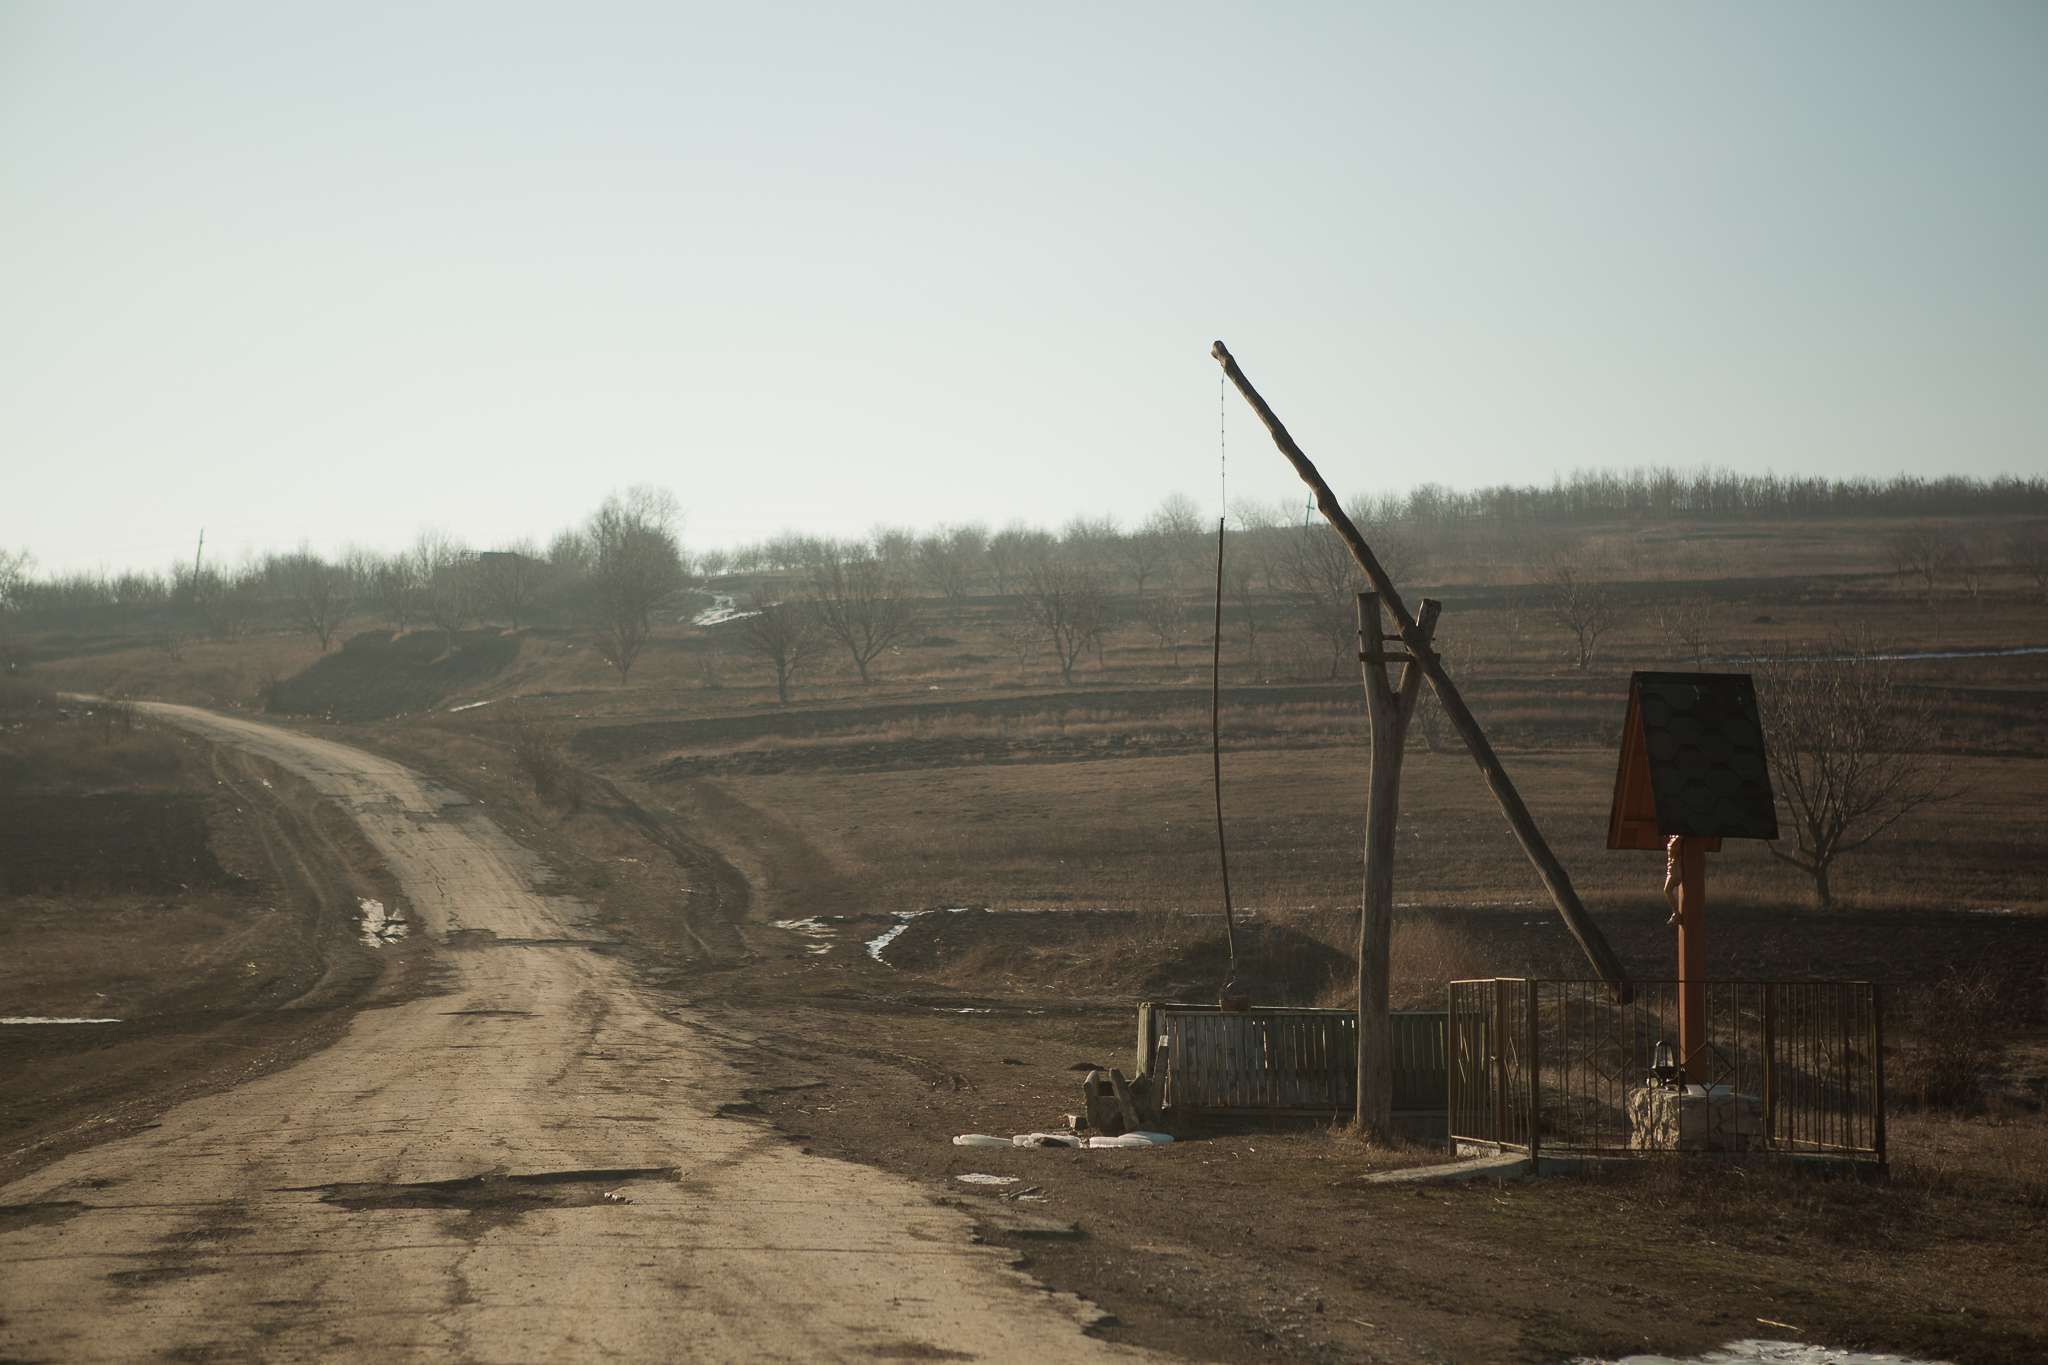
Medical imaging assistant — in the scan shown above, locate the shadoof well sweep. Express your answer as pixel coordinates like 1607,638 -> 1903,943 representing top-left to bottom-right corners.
1106,342 -> 1883,1167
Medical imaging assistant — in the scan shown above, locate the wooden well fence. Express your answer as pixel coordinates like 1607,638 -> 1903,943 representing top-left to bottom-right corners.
1136,1002 -> 1446,1120
1448,979 -> 1885,1163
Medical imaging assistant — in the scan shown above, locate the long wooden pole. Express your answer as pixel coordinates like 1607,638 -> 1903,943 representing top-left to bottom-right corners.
1211,339 -> 1632,1000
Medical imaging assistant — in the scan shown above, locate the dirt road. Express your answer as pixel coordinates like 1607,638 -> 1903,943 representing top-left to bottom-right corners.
0,705 -> 1152,1363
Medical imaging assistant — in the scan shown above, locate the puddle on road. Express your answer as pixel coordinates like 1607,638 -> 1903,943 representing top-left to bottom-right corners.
1,1016 -> 123,1025
0,1200 -> 93,1232
358,898 -> 408,947
287,1166 -> 678,1229
1581,1342 -> 1951,1365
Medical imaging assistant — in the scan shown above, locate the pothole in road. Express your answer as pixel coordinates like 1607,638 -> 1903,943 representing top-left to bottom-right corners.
285,1166 -> 679,1228
0,1200 -> 92,1232
444,927 -> 624,952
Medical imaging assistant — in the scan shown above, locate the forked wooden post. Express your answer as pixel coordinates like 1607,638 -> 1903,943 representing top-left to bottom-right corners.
1212,339 -> 1632,1002
1355,592 -> 1438,1137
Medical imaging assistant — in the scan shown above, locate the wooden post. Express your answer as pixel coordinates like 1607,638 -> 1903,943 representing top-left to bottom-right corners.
1761,983 -> 1777,1144
1674,835 -> 1708,1082
1525,981 -> 1541,1164
1871,983 -> 1887,1166
1355,593 -> 1438,1139
1493,978 -> 1509,1146
1212,340 -> 1632,1002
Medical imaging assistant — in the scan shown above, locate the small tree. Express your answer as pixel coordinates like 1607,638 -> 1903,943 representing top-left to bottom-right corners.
1413,630 -> 1486,754
1541,547 -> 1615,671
414,529 -> 477,634
275,549 -> 353,651
1021,558 -> 1110,685
1886,528 -> 1956,600
2008,525 -> 2048,600
1655,591 -> 1713,667
370,553 -> 424,631
1756,638 -> 1953,908
915,524 -> 987,600
478,542 -> 547,629
1114,527 -> 1167,597
1138,591 -> 1193,670
0,547 -> 31,612
986,523 -> 1053,597
585,488 -> 687,681
1148,492 -> 1209,585
807,551 -> 917,684
733,596 -> 820,704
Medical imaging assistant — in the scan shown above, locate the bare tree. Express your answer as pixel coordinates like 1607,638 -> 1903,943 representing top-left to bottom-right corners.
369,553 -> 424,632
0,547 -> 32,613
1886,527 -> 1956,600
868,524 -> 917,577
1021,558 -> 1110,685
413,530 -> 478,633
807,551 -> 917,684
1413,630 -> 1487,754
1138,591 -> 1193,670
477,542 -> 547,629
733,596 -> 820,704
1952,530 -> 1999,601
274,549 -> 353,651
1275,524 -> 1364,678
2009,525 -> 2048,600
915,524 -> 987,600
585,488 -> 687,681
1541,546 -> 1616,671
1148,492 -> 1209,585
1114,526 -> 1167,597
986,523 -> 1053,597
1655,591 -> 1714,667
1755,638 -> 1953,908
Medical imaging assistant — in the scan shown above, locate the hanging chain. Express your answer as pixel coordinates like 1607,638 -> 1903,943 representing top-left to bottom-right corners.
1218,371 -> 1228,519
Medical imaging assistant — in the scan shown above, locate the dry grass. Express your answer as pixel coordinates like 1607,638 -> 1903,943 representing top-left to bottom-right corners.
502,711 -> 586,814
718,744 -> 2048,922
1893,1109 -> 2048,1210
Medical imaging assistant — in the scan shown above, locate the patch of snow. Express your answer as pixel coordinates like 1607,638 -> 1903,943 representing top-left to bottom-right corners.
1579,1342 -> 1950,1365
865,910 -> 938,964
1085,1132 -> 1174,1148
952,1134 -> 1013,1148
447,699 -> 495,713
954,1173 -> 1018,1185
772,916 -> 837,956
1,1017 -> 123,1025
691,594 -> 761,628
359,898 -> 408,947
1012,1132 -> 1085,1149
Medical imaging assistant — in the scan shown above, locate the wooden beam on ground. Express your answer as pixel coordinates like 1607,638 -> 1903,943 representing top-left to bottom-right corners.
1212,338 -> 1632,1000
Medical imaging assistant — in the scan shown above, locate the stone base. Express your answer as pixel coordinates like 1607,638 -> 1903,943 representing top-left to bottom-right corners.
1627,1084 -> 1763,1153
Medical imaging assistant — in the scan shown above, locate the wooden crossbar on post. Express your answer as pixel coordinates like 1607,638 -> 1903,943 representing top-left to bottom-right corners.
1211,339 -> 1632,1000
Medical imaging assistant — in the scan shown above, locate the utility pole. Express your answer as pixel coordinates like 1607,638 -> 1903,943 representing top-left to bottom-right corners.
192,529 -> 205,583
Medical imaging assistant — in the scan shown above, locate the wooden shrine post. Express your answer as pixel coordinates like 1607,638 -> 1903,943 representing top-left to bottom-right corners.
1356,592 -> 1440,1138
1607,672 -> 1779,1084
1672,835 -> 1709,1082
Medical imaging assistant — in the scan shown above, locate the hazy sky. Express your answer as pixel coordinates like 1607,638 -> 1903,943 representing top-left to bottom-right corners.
5,1 -> 2044,574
